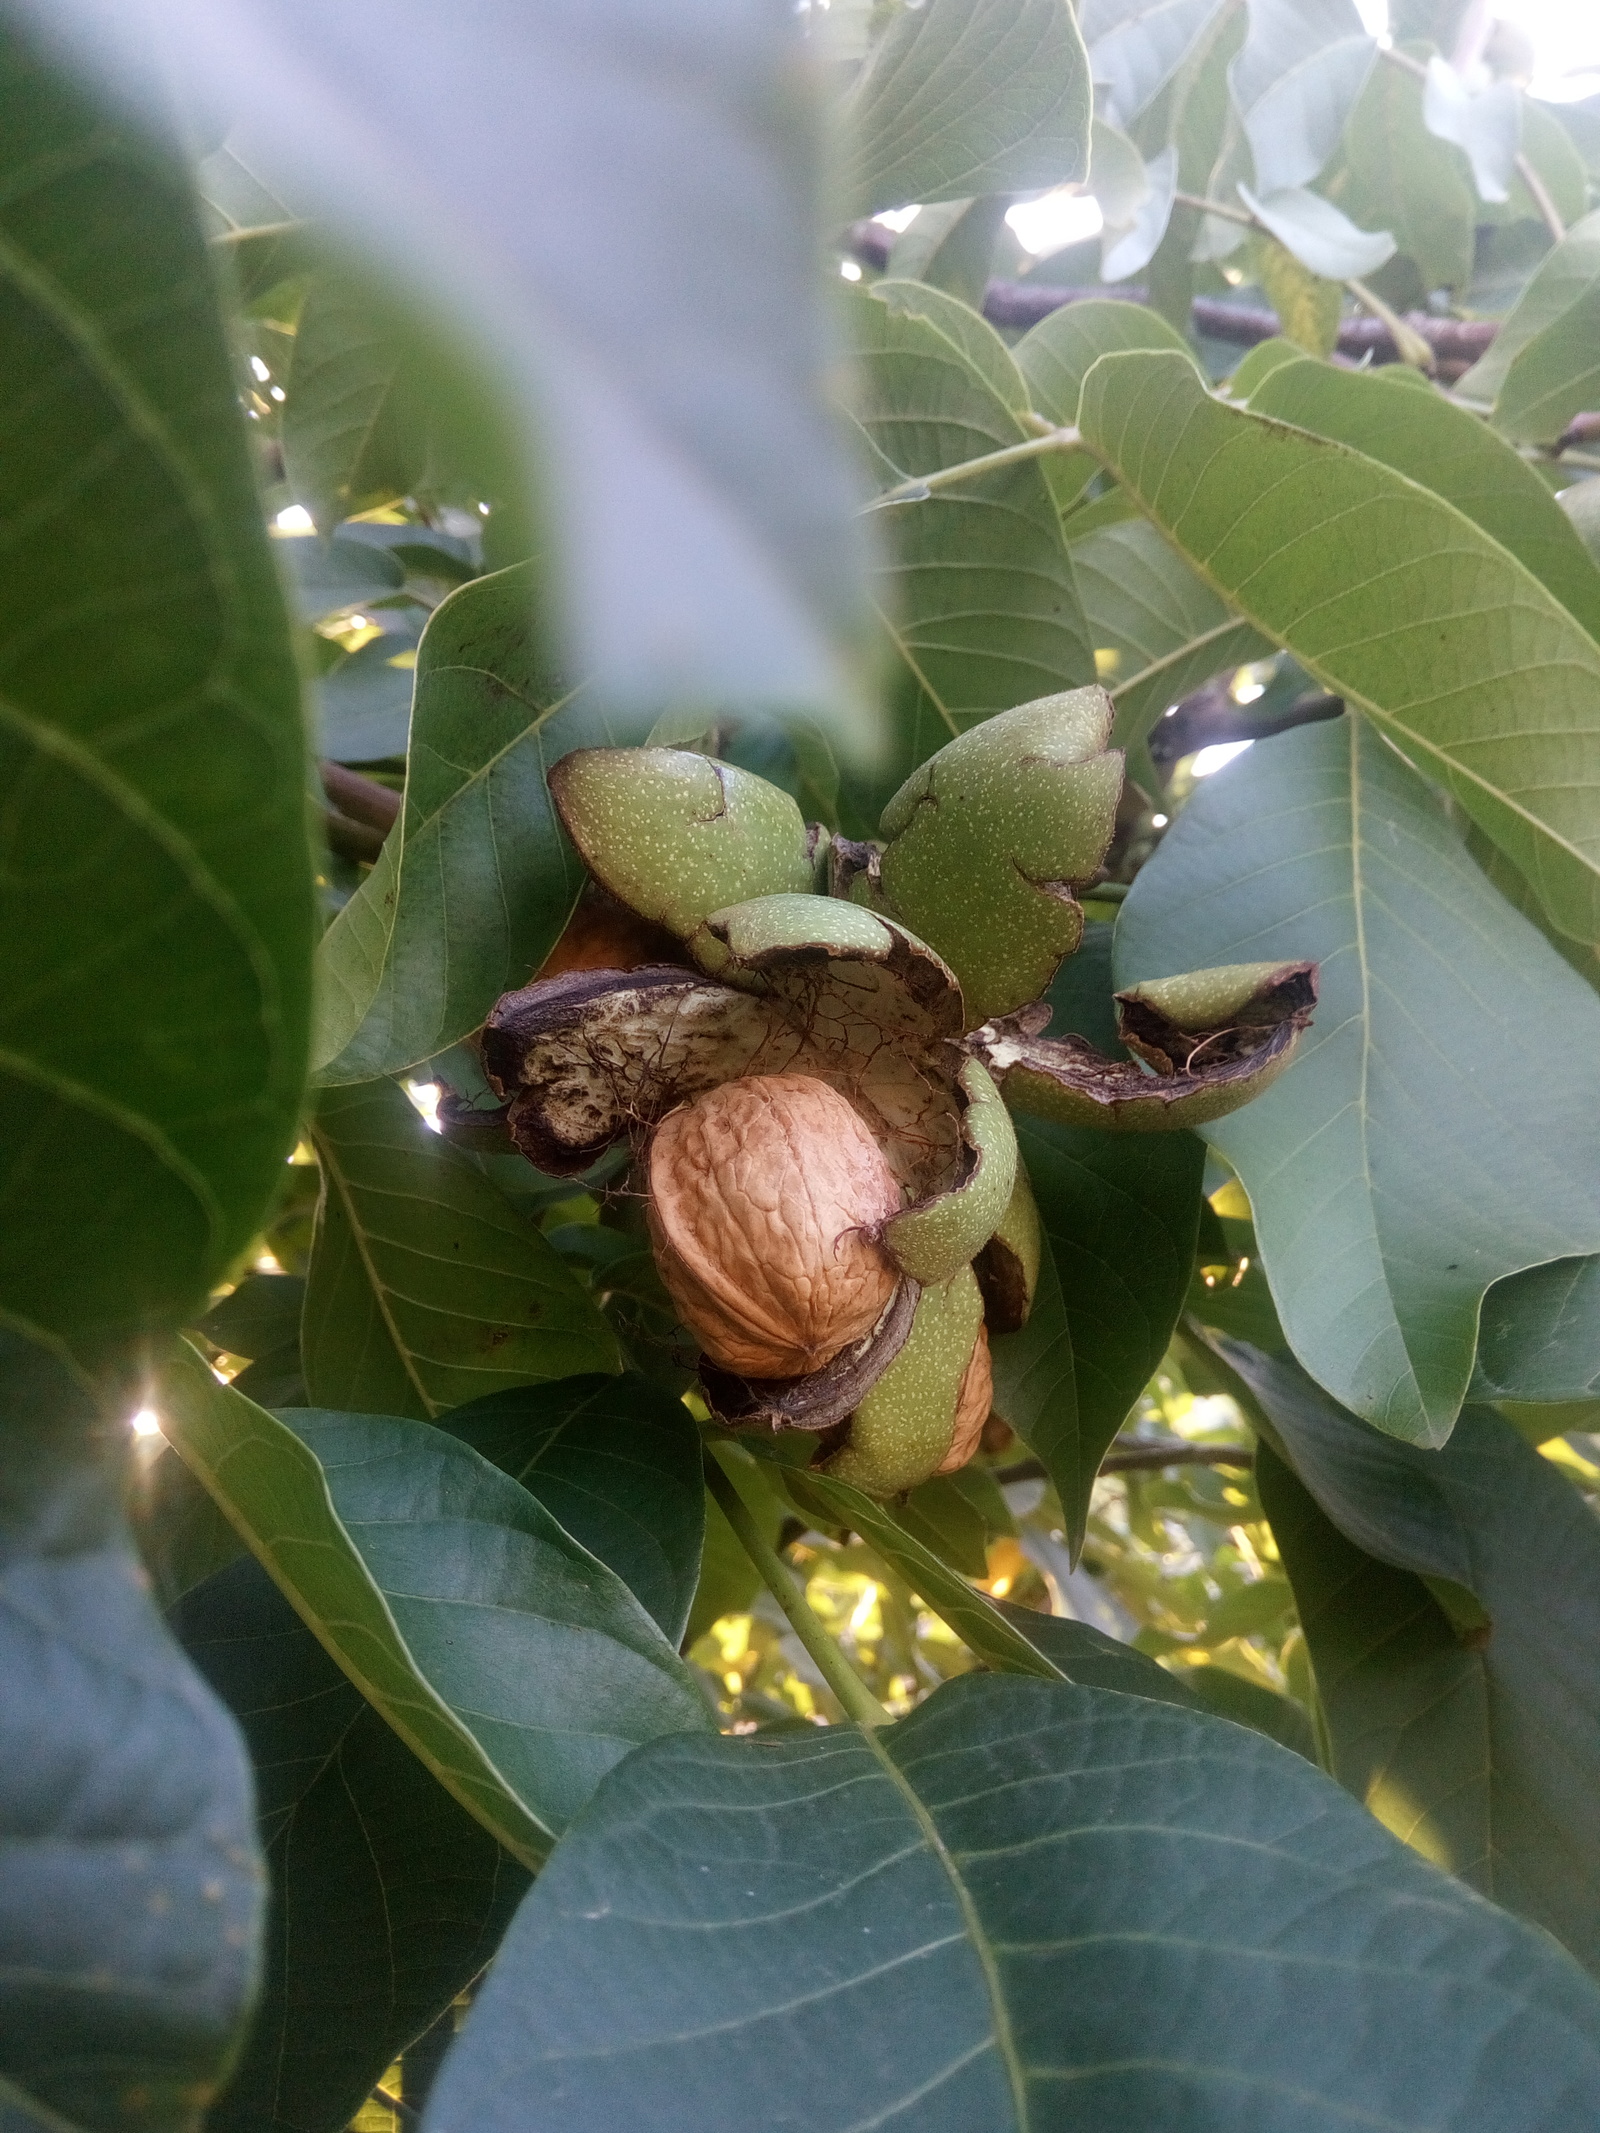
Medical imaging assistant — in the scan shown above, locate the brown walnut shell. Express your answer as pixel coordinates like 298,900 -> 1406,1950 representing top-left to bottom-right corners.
935,1324 -> 993,1475
645,1073 -> 903,1378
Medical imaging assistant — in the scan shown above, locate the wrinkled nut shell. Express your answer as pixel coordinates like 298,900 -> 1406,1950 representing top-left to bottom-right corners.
935,1325 -> 993,1475
646,1074 -> 902,1378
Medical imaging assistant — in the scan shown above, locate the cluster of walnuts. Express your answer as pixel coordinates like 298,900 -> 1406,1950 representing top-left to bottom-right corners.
468,695 -> 1314,1496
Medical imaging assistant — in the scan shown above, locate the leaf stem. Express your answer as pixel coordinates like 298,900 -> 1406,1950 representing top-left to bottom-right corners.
1514,152 -> 1567,244
703,1449 -> 891,1728
1344,279 -> 1436,373
864,426 -> 1082,509
1174,188 -> 1254,228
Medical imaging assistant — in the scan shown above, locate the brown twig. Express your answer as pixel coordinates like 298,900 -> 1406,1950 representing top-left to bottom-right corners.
840,223 -> 1501,372
321,760 -> 402,833
993,1441 -> 1253,1485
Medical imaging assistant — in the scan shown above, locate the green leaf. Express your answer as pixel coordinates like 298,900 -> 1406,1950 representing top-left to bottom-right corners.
884,196 -> 1013,312
1081,0 -> 1232,130
0,28 -> 314,1347
282,275 -> 458,534
194,1273 -> 306,1362
1078,347 -> 1600,939
895,1472 -> 1008,1579
1470,1256 -> 1600,1402
842,0 -> 1092,215
34,0 -> 881,748
873,279 -> 1028,414
436,1374 -> 705,1647
1014,298 -> 1186,531
1005,1600 -> 1315,1756
1,1332 -> 263,2133
313,563 -> 654,1080
1458,207 -> 1600,441
304,1079 -> 620,1419
845,290 -> 1095,814
1237,182 -> 1395,280
1242,354 -> 1600,644
315,637 -> 417,765
1012,296 -> 1189,511
1116,719 -> 1600,1443
427,1672 -> 1600,2132
992,1118 -> 1205,1557
1228,0 -> 1377,195
684,1445 -> 787,1650
158,1345 -> 712,1868
782,1465 -> 1065,1680
276,532 -> 404,623
1070,518 -> 1271,751
1231,1338 -> 1600,1975
1336,41 -> 1476,294
133,1445 -> 247,1611
173,1558 -> 530,2133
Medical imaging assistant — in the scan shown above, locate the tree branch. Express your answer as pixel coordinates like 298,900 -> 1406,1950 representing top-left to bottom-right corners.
994,1441 -> 1254,1485
840,223 -> 1502,374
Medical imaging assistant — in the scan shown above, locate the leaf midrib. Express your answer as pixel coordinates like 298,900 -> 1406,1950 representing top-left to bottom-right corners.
867,1726 -> 1029,2130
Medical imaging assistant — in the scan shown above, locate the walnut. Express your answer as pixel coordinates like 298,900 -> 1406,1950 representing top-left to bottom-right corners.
646,1074 -> 903,1378
935,1324 -> 993,1474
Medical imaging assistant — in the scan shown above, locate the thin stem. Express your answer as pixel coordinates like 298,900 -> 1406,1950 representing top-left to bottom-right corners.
703,1450 -> 891,1728
371,2088 -> 419,2127
1344,278 -> 1436,372
994,1442 -> 1254,1485
1174,188 -> 1254,228
1514,152 -> 1567,244
864,426 -> 1082,509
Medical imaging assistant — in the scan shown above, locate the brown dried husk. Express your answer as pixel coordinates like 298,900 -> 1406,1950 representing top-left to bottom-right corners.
646,1074 -> 903,1378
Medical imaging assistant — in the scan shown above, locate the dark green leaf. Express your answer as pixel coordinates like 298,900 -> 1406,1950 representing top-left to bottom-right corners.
276,532 -> 404,623
133,1445 -> 246,1611
174,1559 -> 529,2133
436,1374 -> 705,1647
992,1119 -> 1205,1557
0,28 -> 314,1347
313,563 -> 652,1080
1,1332 -> 262,2133
843,0 -> 1092,215
844,289 -> 1095,818
158,1345 -> 712,1866
315,637 -> 417,766
1470,1256 -> 1600,1403
426,1673 -> 1600,2133
194,1274 -> 307,1363
684,1447 -> 787,1651
304,1079 -> 620,1419
1002,1602 -> 1316,1755
1116,719 -> 1600,1442
1078,347 -> 1600,939
1231,1338 -> 1600,1975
